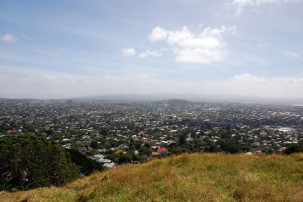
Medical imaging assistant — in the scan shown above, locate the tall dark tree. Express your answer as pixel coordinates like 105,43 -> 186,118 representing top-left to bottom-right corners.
90,140 -> 99,149
179,133 -> 187,145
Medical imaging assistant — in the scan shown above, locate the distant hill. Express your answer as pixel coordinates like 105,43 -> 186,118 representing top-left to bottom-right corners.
2,93 -> 303,105
73,93 -> 303,105
157,99 -> 190,106
1,153 -> 303,201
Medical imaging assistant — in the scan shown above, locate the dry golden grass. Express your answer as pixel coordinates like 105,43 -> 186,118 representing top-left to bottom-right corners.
1,153 -> 303,201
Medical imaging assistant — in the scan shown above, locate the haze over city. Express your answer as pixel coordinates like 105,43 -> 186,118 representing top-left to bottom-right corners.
1,0 -> 303,99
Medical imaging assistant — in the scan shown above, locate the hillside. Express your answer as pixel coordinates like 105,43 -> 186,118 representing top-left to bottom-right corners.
1,153 -> 303,201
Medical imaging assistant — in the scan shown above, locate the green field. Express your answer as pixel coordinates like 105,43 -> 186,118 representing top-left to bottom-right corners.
1,153 -> 303,201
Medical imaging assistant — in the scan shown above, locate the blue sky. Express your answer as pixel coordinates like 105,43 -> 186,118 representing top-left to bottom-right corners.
0,0 -> 303,99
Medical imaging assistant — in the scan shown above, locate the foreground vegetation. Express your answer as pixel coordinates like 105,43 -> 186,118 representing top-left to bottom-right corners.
0,135 -> 104,192
0,135 -> 79,191
1,153 -> 303,201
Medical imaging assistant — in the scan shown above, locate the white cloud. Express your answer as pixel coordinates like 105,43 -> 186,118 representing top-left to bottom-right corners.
281,50 -> 301,59
139,50 -> 161,58
149,26 -> 234,64
1,33 -> 17,42
232,0 -> 292,16
175,48 -> 223,63
34,49 -> 59,57
121,48 -> 136,56
149,27 -> 168,42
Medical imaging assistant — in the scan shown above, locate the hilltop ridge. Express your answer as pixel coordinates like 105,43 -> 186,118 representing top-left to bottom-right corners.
1,153 -> 303,201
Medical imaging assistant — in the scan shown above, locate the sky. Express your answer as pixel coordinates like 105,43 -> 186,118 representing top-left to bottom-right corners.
0,0 -> 303,99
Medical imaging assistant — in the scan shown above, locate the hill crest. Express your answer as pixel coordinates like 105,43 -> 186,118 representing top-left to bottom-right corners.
1,153 -> 303,201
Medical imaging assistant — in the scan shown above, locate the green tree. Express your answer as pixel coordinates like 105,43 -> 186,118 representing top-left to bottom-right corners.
284,140 -> 303,154
119,152 -> 133,163
0,134 -> 79,191
179,133 -> 187,145
90,140 -> 99,149
66,149 -> 104,175
219,139 -> 242,154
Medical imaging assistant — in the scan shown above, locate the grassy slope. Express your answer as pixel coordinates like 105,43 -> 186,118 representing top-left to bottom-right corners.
1,153 -> 303,201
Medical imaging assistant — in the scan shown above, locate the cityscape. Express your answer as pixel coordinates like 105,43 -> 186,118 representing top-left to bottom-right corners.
1,98 -> 302,168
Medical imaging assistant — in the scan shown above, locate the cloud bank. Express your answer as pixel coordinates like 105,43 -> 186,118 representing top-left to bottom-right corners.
0,71 -> 302,99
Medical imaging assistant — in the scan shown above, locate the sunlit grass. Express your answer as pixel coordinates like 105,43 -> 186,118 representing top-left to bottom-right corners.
1,153 -> 303,201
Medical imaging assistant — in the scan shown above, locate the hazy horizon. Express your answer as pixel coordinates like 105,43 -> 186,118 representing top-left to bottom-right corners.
1,0 -> 303,99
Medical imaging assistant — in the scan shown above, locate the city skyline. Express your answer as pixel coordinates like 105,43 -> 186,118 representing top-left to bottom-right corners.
1,0 -> 303,99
